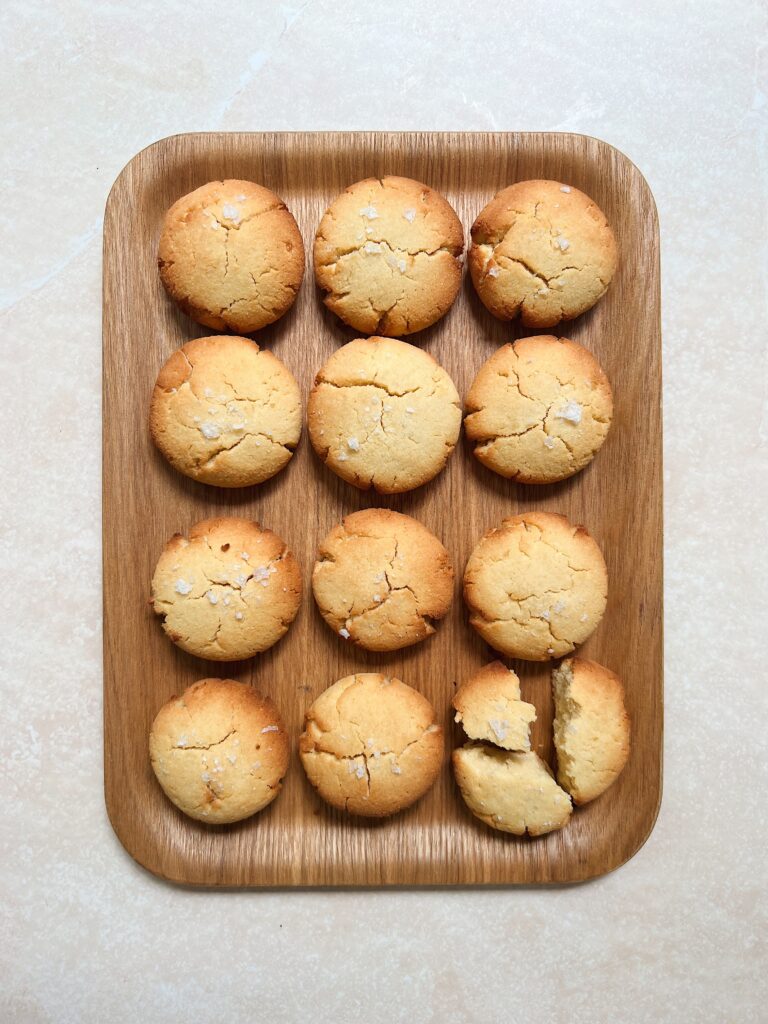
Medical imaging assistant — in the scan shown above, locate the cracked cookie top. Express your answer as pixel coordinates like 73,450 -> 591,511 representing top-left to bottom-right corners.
299,673 -> 444,817
307,336 -> 462,493
149,678 -> 289,824
452,661 -> 536,751
312,509 -> 454,651
313,176 -> 464,336
149,335 -> 301,488
469,180 -> 617,328
553,657 -> 630,805
150,517 -> 302,661
464,335 -> 613,484
463,511 -> 608,661
158,179 -> 304,334
453,746 -> 572,836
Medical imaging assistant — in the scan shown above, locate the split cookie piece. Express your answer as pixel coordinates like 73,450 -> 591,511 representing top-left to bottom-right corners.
464,336 -> 612,484
149,678 -> 289,824
469,180 -> 617,327
452,661 -> 536,751
150,517 -> 302,661
312,509 -> 454,651
149,335 -> 301,487
307,336 -> 461,493
552,657 -> 630,804
299,673 -> 443,817
452,745 -> 572,836
314,175 -> 464,335
158,179 -> 304,333
463,511 -> 608,660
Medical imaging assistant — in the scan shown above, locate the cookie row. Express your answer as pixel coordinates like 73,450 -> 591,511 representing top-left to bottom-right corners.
150,334 -> 613,491
149,660 -> 629,833
158,176 -> 617,337
150,510 -> 607,663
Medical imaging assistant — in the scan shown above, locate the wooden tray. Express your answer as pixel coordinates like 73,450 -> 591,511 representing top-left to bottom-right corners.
103,131 -> 662,886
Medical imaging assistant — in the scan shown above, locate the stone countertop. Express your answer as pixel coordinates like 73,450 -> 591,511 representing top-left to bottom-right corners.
1,1 -> 766,1021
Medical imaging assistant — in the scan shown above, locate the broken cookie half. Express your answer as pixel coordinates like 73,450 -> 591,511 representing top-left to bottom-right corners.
452,661 -> 536,751
552,657 -> 630,804
453,746 -> 572,837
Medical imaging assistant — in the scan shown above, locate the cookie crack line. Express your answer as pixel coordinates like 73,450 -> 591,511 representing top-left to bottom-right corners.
160,365 -> 298,454
156,542 -> 292,627
305,722 -> 434,765
468,354 -> 602,453
185,199 -> 284,234
314,376 -> 423,399
469,594 -> 579,641
520,523 -> 600,574
171,728 -> 237,751
342,583 -> 430,636
316,237 -> 462,270
200,430 -> 294,470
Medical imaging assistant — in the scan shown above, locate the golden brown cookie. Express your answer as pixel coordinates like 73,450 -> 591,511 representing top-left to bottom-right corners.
312,509 -> 454,651
469,180 -> 617,327
463,511 -> 608,661
299,673 -> 443,817
149,678 -> 289,824
553,657 -> 630,804
150,517 -> 302,661
314,175 -> 464,335
452,661 -> 536,751
464,336 -> 613,484
307,336 -> 461,493
158,179 -> 304,333
453,745 -> 572,836
149,335 -> 301,488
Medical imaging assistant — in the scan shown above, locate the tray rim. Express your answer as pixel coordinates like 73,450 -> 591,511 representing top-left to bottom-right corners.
102,129 -> 663,888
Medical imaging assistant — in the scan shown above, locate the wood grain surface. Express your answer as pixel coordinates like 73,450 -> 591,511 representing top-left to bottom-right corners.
103,131 -> 662,886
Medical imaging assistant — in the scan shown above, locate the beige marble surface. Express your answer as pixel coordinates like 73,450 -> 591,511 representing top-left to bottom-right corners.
2,1 -> 767,1020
